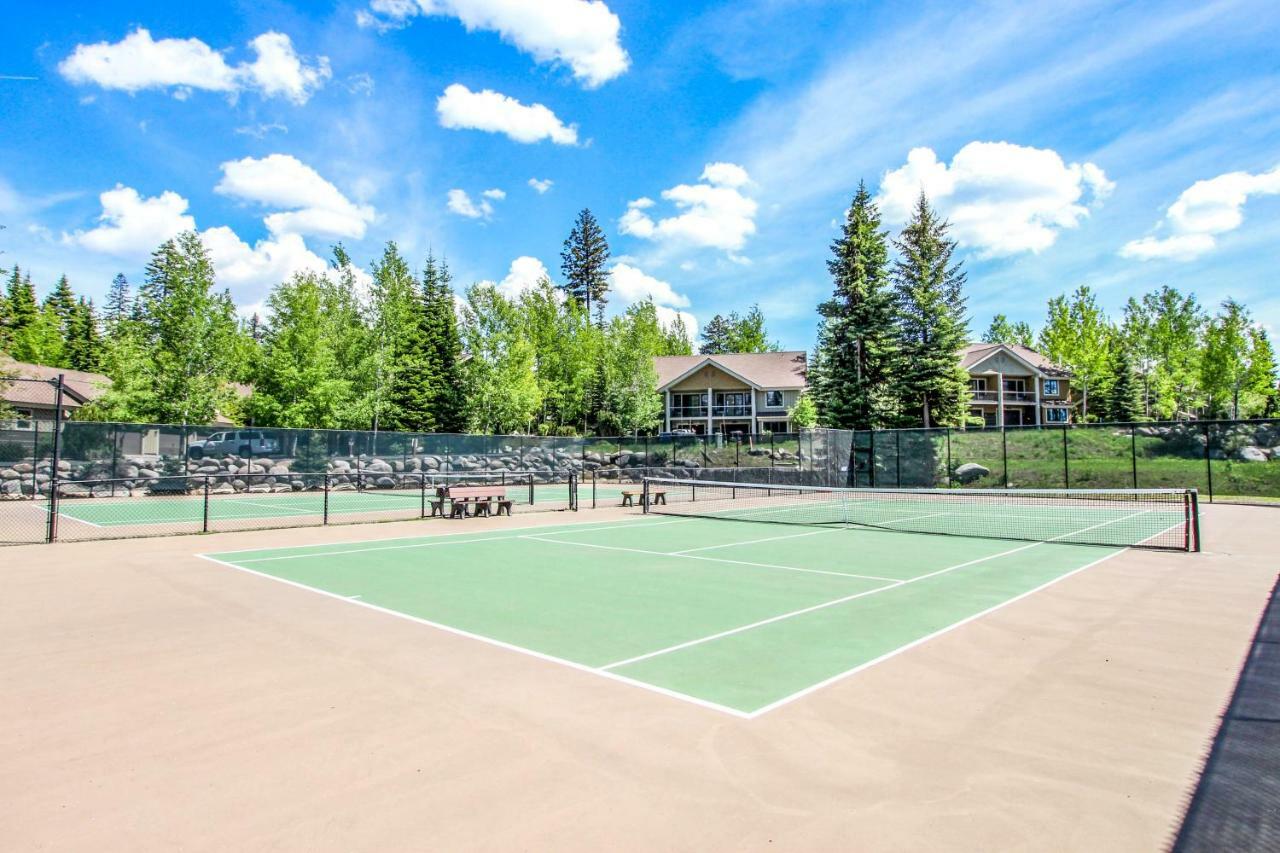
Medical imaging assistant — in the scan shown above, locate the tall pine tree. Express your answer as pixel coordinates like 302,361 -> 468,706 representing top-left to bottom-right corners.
105,273 -> 131,327
65,297 -> 103,373
813,182 -> 899,429
420,253 -> 467,432
892,193 -> 969,427
1108,345 -> 1141,422
560,209 -> 611,325
370,241 -> 426,431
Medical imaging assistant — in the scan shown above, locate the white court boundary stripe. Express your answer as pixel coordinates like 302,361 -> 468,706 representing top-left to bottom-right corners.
195,553 -> 753,719
745,516 -> 1190,717
227,520 -> 692,563
597,508 -> 1153,670
520,534 -> 902,583
206,515 -> 693,557
672,528 -> 832,554
196,509 -> 1178,719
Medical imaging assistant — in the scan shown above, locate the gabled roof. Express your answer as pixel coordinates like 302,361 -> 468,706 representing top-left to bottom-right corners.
961,342 -> 1072,378
0,359 -> 112,408
654,351 -> 808,391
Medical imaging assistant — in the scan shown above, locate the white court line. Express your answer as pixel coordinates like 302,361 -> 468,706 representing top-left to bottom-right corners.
228,519 -> 693,563
746,515 -> 1188,718
598,508 -> 1154,672
672,528 -> 832,554
205,516 -> 693,557
519,534 -> 901,583
195,553 -> 753,719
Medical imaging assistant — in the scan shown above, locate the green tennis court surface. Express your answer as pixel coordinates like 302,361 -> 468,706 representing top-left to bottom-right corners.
52,482 -> 625,527
202,515 -> 1139,717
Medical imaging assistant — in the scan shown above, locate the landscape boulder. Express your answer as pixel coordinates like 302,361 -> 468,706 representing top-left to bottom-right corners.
954,462 -> 991,485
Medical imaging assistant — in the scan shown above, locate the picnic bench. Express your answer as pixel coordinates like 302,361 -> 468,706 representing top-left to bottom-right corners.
620,488 -> 665,508
430,485 -> 513,519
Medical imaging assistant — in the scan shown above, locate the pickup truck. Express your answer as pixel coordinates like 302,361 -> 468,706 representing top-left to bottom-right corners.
187,430 -> 281,459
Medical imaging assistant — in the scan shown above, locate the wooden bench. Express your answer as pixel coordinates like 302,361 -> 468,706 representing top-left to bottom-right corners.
620,488 -> 665,508
439,485 -> 512,518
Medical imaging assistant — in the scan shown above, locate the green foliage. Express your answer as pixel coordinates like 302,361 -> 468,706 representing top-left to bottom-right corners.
244,272 -> 355,428
1108,346 -> 1142,423
65,297 -> 103,373
982,313 -> 1034,348
1120,286 -> 1205,418
1201,299 -> 1276,418
560,208 -> 611,325
420,253 -> 467,432
597,301 -> 665,434
698,305 -> 779,354
461,284 -> 542,433
812,181 -> 899,429
1038,286 -> 1114,420
892,193 -> 970,427
520,276 -> 597,432
7,304 -> 67,366
104,274 -> 131,327
788,391 -> 818,429
368,241 -> 422,431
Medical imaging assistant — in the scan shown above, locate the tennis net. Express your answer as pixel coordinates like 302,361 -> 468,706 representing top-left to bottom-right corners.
641,478 -> 1199,551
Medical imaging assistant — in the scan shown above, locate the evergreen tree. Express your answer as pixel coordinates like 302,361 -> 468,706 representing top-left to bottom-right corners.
326,245 -> 377,429
104,274 -> 131,327
369,242 -> 426,431
892,193 -> 970,427
420,253 -> 467,432
560,209 -> 611,325
65,297 -> 103,373
7,305 -> 67,366
982,314 -> 1034,347
43,275 -> 76,333
812,182 -> 898,429
121,231 -> 241,424
1108,345 -> 1141,422
5,266 -> 38,338
698,314 -> 732,354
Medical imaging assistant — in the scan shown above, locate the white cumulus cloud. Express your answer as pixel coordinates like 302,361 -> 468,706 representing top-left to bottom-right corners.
610,262 -> 690,308
447,188 -> 493,219
481,188 -> 506,200
58,28 -> 330,104
360,0 -> 628,88
215,154 -> 375,239
485,255 -> 552,299
436,83 -> 578,145
66,185 -> 195,256
66,183 -> 370,303
876,141 -> 1114,257
619,163 -> 758,253
1120,165 -> 1280,261
528,177 -> 553,194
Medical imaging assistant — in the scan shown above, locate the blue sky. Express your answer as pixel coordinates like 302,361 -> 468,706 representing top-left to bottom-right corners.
1,0 -> 1278,351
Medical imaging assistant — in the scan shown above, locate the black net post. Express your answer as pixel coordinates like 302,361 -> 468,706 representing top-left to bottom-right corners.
642,478 -> 650,513
1190,490 -> 1201,552
592,470 -> 597,509
202,476 -> 211,533
46,375 -> 65,543
323,472 -> 330,524
420,471 -> 426,519
770,432 -> 775,468
527,476 -> 535,506
570,474 -> 578,511
895,430 -> 902,487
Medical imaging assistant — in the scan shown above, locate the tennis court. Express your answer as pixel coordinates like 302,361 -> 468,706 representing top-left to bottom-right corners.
201,481 -> 1197,716
48,478 -> 613,529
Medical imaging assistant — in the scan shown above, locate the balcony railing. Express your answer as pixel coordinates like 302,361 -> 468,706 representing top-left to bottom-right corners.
712,405 -> 751,417
669,406 -> 707,418
969,390 -> 1038,403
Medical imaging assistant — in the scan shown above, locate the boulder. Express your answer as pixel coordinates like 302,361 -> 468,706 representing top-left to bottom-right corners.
1234,446 -> 1268,463
1,468 -> 18,480
13,462 -> 34,474
269,463 -> 291,475
365,459 -> 393,473
375,476 -> 396,488
954,462 -> 991,485
137,468 -> 160,479
1,480 -> 23,496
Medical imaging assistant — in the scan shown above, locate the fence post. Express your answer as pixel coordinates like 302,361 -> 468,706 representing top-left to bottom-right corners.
31,418 -> 40,501
1203,422 -> 1214,502
1062,426 -> 1069,489
869,430 -> 876,488
110,423 -> 120,498
1001,428 -> 1009,488
895,430 -> 902,487
323,473 -> 330,524
770,432 -> 776,468
46,375 -> 65,543
945,427 -> 953,488
202,477 -> 211,533
1130,425 -> 1138,489
420,470 -> 426,519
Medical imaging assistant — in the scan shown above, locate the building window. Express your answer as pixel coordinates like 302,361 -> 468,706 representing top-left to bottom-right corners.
765,390 -> 783,408
671,393 -> 707,418
1043,379 -> 1059,396
969,378 -> 986,392
1045,407 -> 1068,423
9,408 -> 35,430
1002,378 -> 1026,393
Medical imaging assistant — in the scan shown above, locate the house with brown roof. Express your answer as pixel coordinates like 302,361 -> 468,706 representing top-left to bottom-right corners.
961,342 -> 1074,426
0,359 -> 112,426
654,351 -> 808,435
